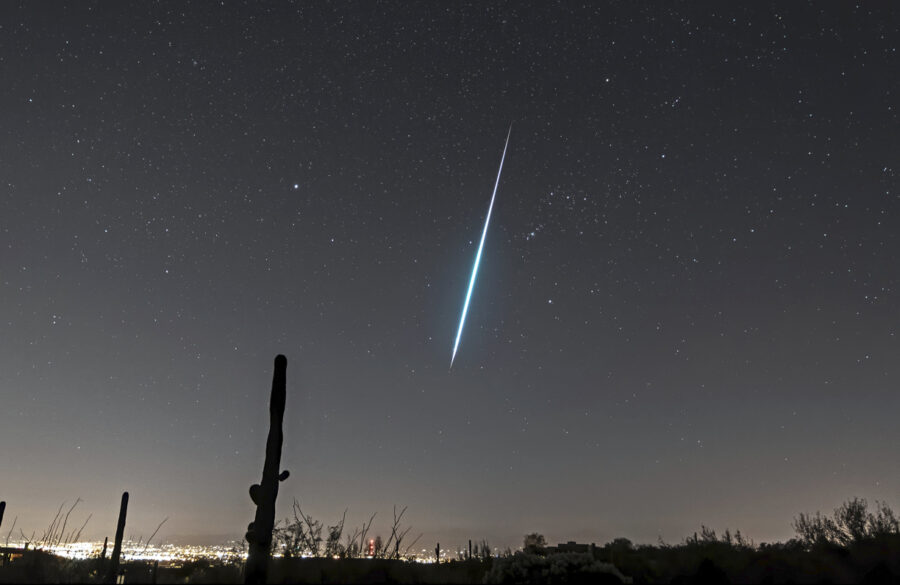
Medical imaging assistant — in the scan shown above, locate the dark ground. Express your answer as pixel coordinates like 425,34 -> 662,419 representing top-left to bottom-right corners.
3,535 -> 900,584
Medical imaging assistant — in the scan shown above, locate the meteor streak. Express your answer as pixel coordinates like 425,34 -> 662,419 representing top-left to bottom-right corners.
450,125 -> 512,369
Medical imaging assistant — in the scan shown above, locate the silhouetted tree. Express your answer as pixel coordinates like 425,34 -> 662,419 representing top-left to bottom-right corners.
524,532 -> 546,554
478,539 -> 492,559
792,511 -> 835,547
373,534 -> 384,557
834,498 -> 869,545
869,501 -> 900,536
605,537 -> 633,568
793,498 -> 899,548
245,355 -> 291,584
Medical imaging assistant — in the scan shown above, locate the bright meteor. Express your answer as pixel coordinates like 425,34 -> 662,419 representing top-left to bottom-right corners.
450,125 -> 513,369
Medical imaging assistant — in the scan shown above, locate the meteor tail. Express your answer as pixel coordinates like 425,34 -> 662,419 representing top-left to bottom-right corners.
450,124 -> 513,369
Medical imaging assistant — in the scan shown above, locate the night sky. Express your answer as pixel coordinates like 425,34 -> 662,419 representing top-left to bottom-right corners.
2,2 -> 898,550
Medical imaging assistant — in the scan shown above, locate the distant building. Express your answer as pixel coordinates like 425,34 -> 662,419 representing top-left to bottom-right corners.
545,541 -> 597,555
0,546 -> 33,564
1,547 -> 22,561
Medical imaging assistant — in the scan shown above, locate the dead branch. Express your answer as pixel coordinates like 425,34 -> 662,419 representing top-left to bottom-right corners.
142,517 -> 168,553
358,512 -> 376,557
5,516 -> 17,547
344,525 -> 362,558
19,529 -> 35,547
324,509 -> 347,557
381,505 -> 410,559
403,532 -> 423,558
55,498 -> 82,547
71,513 -> 93,545
40,501 -> 66,548
292,499 -> 323,557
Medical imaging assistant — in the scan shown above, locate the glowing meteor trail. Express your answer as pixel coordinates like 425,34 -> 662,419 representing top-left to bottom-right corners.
450,125 -> 512,369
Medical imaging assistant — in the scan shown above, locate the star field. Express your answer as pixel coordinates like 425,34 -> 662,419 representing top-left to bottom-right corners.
1,2 -> 898,549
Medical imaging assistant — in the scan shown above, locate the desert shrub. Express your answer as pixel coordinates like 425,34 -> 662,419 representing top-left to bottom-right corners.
484,551 -> 629,584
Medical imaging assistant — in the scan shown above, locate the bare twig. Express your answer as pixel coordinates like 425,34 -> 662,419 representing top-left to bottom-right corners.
5,516 -> 17,547
56,498 -> 82,546
403,532 -> 423,558
358,512 -> 376,557
293,499 -> 323,557
344,525 -> 362,558
41,501 -> 66,548
72,514 -> 93,544
142,517 -> 168,553
324,509 -> 347,557
381,505 -> 411,559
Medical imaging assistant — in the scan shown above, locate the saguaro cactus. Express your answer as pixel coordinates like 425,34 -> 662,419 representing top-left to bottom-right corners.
106,492 -> 128,584
245,355 -> 290,585
97,536 -> 108,576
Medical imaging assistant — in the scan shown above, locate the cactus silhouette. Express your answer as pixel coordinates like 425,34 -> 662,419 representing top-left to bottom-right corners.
97,535 -> 108,575
245,355 -> 290,585
106,492 -> 128,584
